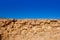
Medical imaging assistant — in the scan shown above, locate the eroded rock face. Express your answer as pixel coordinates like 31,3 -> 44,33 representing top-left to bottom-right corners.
0,19 -> 60,40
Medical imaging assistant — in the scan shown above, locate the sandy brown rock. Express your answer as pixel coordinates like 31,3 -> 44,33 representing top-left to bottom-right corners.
0,19 -> 60,40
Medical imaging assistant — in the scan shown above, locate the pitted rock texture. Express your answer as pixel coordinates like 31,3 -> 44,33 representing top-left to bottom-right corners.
0,19 -> 60,40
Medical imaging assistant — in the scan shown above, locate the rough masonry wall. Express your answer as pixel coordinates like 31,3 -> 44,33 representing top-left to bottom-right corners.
0,19 -> 60,40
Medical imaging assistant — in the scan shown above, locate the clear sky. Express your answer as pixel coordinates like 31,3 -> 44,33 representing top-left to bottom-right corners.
0,0 -> 60,18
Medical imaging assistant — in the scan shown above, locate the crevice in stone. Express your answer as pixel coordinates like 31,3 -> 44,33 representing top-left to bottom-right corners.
0,34 -> 2,40
2,19 -> 17,27
50,20 -> 57,22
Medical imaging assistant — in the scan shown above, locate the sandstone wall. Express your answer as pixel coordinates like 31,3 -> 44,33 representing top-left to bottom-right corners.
0,19 -> 60,40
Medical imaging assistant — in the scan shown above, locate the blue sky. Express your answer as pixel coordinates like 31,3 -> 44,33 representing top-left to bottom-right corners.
0,0 -> 60,18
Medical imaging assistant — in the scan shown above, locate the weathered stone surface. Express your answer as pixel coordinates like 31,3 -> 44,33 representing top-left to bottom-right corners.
0,19 -> 60,40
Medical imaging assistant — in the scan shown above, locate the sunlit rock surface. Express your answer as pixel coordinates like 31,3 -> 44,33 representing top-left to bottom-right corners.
0,19 -> 60,40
